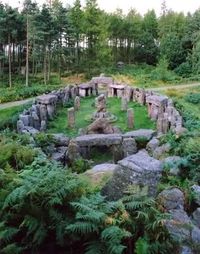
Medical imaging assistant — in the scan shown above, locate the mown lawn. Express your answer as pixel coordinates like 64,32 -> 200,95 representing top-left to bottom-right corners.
48,96 -> 155,137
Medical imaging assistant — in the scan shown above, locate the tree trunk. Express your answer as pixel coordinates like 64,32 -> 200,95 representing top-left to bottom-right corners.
44,46 -> 47,85
8,34 -> 12,88
25,14 -> 29,87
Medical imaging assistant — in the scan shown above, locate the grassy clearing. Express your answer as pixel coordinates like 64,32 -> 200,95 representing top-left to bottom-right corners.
0,104 -> 31,130
48,96 -> 155,137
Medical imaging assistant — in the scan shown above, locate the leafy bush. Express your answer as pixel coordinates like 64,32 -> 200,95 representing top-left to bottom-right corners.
34,133 -> 55,154
185,93 -> 200,104
150,58 -> 180,82
0,158 -> 175,253
0,141 -> 36,170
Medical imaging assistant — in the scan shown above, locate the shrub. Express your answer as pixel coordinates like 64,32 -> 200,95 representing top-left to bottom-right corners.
185,93 -> 200,104
0,142 -> 36,170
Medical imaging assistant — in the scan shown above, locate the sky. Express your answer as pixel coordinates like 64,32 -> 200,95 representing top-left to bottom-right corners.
1,0 -> 200,15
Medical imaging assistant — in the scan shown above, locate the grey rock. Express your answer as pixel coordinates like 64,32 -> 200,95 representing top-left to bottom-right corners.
90,163 -> 118,173
67,139 -> 81,163
157,188 -> 185,210
102,150 -> 162,200
22,126 -> 39,136
36,94 -> 57,105
32,111 -> 40,130
75,134 -> 122,147
17,120 -> 24,133
179,246 -> 193,254
52,134 -> 70,147
39,104 -> 47,121
122,138 -> 137,157
146,138 -> 160,154
153,143 -> 171,159
192,208 -> 200,228
165,209 -> 192,242
19,114 -> 30,126
191,226 -> 200,244
192,185 -> 200,206
123,129 -> 156,141
40,120 -> 47,131
51,146 -> 68,163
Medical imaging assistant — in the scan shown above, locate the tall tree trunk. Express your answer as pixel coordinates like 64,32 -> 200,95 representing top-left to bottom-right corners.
8,34 -> 12,88
26,14 -> 29,87
47,44 -> 51,82
44,45 -> 47,85
58,36 -> 62,83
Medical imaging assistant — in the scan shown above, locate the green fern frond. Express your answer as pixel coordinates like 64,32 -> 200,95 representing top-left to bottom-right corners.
0,226 -> 19,243
135,237 -> 149,254
67,221 -> 99,235
1,243 -> 24,254
85,241 -> 104,254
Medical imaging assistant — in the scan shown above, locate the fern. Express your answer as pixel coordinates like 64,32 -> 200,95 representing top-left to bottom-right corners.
135,237 -> 149,254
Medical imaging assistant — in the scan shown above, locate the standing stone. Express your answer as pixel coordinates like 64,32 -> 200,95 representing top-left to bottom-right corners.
39,104 -> 47,121
40,120 -> 47,131
121,97 -> 128,111
32,112 -> 40,130
67,107 -> 75,128
127,108 -> 134,129
17,120 -> 24,133
67,139 -> 80,163
47,104 -> 55,119
74,96 -> 80,111
122,138 -> 137,157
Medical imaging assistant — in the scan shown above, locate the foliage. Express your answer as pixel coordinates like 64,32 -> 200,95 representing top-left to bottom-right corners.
0,104 -> 31,130
150,58 -> 179,82
0,159 -> 90,252
185,93 -> 200,104
71,158 -> 92,174
34,132 -> 55,154
0,135 -> 36,170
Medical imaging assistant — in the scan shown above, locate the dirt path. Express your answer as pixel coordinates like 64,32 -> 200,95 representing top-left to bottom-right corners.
0,82 -> 199,110
0,98 -> 34,110
151,82 -> 200,91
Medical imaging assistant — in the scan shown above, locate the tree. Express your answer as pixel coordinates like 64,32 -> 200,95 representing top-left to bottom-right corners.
70,0 -> 83,73
22,0 -> 37,87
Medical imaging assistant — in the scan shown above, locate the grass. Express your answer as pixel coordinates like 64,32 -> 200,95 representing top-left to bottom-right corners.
0,104 -> 31,130
105,64 -> 184,88
47,96 -> 155,137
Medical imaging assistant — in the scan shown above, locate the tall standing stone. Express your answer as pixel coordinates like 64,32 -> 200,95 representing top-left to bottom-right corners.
67,107 -> 75,128
127,108 -> 134,129
74,96 -> 80,111
121,97 -> 128,111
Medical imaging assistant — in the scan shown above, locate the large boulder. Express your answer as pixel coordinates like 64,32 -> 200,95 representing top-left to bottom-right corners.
51,146 -> 68,164
87,118 -> 119,134
52,133 -> 70,147
122,138 -> 137,157
191,185 -> 200,206
84,163 -> 118,186
165,209 -> 192,242
153,143 -> 171,159
157,188 -> 185,210
146,137 -> 160,154
102,150 -> 162,200
123,129 -> 156,141
75,134 -> 122,147
192,208 -> 200,228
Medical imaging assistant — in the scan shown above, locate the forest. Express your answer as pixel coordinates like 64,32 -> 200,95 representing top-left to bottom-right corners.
0,0 -> 200,254
0,0 -> 200,88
